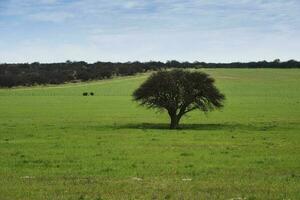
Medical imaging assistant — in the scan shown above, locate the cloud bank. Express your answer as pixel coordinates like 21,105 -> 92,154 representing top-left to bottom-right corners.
1,0 -> 300,63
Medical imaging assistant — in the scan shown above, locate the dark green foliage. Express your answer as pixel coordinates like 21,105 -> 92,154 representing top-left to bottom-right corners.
0,60 -> 300,87
133,70 -> 225,129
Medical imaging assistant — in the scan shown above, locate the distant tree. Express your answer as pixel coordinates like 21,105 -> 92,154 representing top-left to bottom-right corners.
166,60 -> 181,68
133,70 -> 225,129
273,59 -> 281,63
1,60 -> 300,88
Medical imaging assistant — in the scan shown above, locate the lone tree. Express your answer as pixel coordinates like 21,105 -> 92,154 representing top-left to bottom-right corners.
133,70 -> 225,129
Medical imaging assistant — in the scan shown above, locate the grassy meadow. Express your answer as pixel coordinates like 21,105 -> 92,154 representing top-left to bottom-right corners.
0,69 -> 299,199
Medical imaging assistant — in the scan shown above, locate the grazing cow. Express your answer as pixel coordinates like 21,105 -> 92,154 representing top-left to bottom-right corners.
83,92 -> 88,96
90,92 -> 94,96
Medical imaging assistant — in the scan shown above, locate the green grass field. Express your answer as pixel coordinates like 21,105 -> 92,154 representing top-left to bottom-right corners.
0,69 -> 299,200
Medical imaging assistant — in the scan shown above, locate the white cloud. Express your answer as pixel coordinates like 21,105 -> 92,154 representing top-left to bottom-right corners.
28,11 -> 74,22
1,0 -> 300,62
40,0 -> 58,4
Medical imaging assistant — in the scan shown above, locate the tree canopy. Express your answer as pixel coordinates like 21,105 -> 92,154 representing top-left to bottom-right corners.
133,70 -> 225,129
0,60 -> 299,88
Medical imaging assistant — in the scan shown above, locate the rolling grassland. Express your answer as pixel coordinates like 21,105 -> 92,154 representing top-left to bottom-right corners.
0,69 -> 299,199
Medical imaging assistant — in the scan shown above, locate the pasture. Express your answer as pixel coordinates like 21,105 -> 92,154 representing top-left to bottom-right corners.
0,69 -> 299,199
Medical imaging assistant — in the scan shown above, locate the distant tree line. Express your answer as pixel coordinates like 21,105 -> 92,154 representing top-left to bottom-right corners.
0,59 -> 299,87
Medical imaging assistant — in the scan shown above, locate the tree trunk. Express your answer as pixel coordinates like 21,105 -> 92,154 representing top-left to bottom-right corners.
169,114 -> 180,129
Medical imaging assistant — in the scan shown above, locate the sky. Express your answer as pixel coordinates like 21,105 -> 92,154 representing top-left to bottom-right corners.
0,0 -> 300,63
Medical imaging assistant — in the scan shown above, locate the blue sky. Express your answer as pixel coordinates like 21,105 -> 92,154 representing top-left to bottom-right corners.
0,0 -> 300,63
